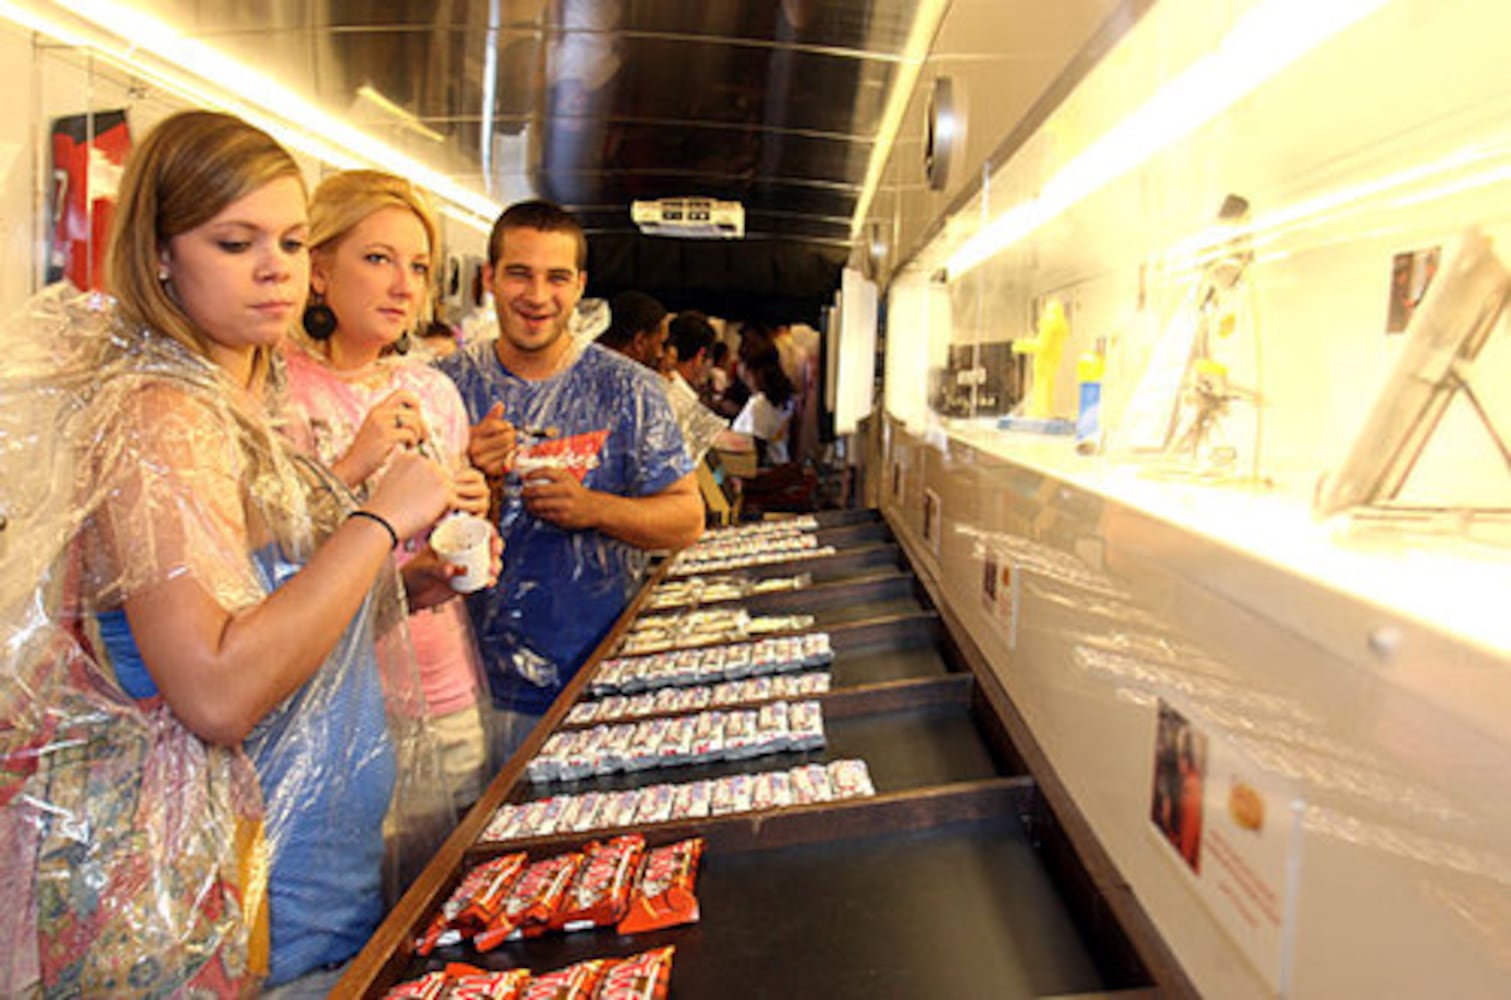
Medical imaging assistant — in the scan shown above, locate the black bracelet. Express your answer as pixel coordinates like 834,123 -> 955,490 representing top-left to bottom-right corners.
348,509 -> 399,550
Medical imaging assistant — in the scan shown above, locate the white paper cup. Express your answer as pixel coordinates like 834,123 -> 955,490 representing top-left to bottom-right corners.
430,513 -> 492,593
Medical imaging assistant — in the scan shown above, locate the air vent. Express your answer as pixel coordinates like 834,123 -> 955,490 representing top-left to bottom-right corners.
631,197 -> 744,239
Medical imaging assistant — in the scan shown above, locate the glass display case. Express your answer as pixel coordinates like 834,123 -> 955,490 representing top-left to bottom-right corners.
868,1 -> 1511,997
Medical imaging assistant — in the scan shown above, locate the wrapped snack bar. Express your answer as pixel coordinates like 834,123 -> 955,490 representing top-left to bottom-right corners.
550,834 -> 646,932
595,946 -> 676,1000
620,841 -> 704,934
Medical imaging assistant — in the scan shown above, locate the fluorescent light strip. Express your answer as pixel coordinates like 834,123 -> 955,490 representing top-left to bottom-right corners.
848,0 -> 949,242
947,0 -> 1390,279
12,0 -> 504,228
1161,135 -> 1511,271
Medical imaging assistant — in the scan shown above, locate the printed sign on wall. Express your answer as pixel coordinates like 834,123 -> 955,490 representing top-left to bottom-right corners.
980,550 -> 1019,649
48,110 -> 131,292
1149,698 -> 1303,995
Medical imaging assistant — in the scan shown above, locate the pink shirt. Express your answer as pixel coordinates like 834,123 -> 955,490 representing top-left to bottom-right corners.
282,343 -> 481,715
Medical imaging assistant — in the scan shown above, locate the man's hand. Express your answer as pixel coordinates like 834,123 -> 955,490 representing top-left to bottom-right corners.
450,466 -> 491,517
521,467 -> 598,531
468,402 -> 516,476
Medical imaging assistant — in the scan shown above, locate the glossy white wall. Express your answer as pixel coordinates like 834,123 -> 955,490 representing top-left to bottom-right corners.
872,0 -> 1511,996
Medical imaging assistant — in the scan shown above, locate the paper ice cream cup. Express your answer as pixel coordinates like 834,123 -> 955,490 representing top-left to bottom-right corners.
430,512 -> 492,593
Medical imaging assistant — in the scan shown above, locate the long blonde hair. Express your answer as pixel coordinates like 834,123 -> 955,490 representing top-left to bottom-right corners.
308,170 -> 440,328
107,110 -> 306,364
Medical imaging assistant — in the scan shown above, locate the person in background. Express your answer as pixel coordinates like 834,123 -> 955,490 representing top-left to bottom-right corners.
702,338 -> 736,414
280,169 -> 494,815
666,309 -> 716,397
597,289 -> 669,371
732,349 -> 797,466
438,201 -> 703,767
658,308 -> 731,467
0,110 -> 497,998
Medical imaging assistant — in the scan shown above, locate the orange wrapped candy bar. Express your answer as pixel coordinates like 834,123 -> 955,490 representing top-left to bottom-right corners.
595,946 -> 675,1000
551,835 -> 646,933
520,957 -> 609,1000
382,970 -> 448,999
474,851 -> 584,951
618,838 -> 703,935
416,853 -> 524,956
452,853 -> 530,938
446,963 -> 531,1000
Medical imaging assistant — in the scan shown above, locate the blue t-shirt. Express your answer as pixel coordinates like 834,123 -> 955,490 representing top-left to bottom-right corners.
438,340 -> 692,715
97,545 -> 395,987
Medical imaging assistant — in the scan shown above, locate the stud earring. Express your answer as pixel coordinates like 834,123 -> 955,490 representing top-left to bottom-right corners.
157,267 -> 170,283
302,295 -> 337,340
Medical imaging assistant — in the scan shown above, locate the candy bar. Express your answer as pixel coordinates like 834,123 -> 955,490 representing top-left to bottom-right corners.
792,671 -> 831,695
788,762 -> 834,805
416,858 -> 503,955
752,770 -> 793,811
525,731 -> 571,783
595,788 -> 643,831
383,971 -> 448,999
481,802 -> 523,842
451,852 -> 529,938
722,709 -> 761,759
474,851 -> 583,950
710,773 -> 753,816
520,958 -> 609,1000
801,631 -> 834,666
633,783 -> 676,825
755,700 -> 791,752
669,779 -> 712,821
564,701 -> 599,727
827,758 -> 876,799
522,796 -> 569,838
566,791 -> 605,833
620,840 -> 703,935
594,946 -> 676,1000
787,700 -> 826,751
657,715 -> 696,766
447,966 -> 530,1000
691,710 -> 726,762
651,686 -> 683,714
550,835 -> 646,932
625,718 -> 670,771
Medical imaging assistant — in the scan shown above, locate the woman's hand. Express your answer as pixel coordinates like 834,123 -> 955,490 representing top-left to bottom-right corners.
365,450 -> 450,542
401,522 -> 504,610
451,465 -> 491,517
334,388 -> 428,487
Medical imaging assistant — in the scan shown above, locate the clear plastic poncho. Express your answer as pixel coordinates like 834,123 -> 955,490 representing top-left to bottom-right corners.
0,286 -> 448,996
440,334 -> 694,720
663,370 -> 729,465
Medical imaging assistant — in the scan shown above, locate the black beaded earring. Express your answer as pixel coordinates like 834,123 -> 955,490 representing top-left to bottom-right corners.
302,296 -> 337,340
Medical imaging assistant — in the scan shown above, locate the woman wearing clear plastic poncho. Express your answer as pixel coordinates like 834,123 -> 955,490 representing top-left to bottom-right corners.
0,110 -> 494,996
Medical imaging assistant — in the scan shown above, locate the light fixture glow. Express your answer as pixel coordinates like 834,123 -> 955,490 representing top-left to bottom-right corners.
849,0 -> 949,242
7,0 -> 504,229
946,0 -> 1390,279
355,84 -> 447,145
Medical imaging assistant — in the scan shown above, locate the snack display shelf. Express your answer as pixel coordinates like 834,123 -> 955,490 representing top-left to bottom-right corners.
338,511 -> 1190,998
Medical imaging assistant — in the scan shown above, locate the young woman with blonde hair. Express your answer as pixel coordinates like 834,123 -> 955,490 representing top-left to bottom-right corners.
281,168 -> 496,814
